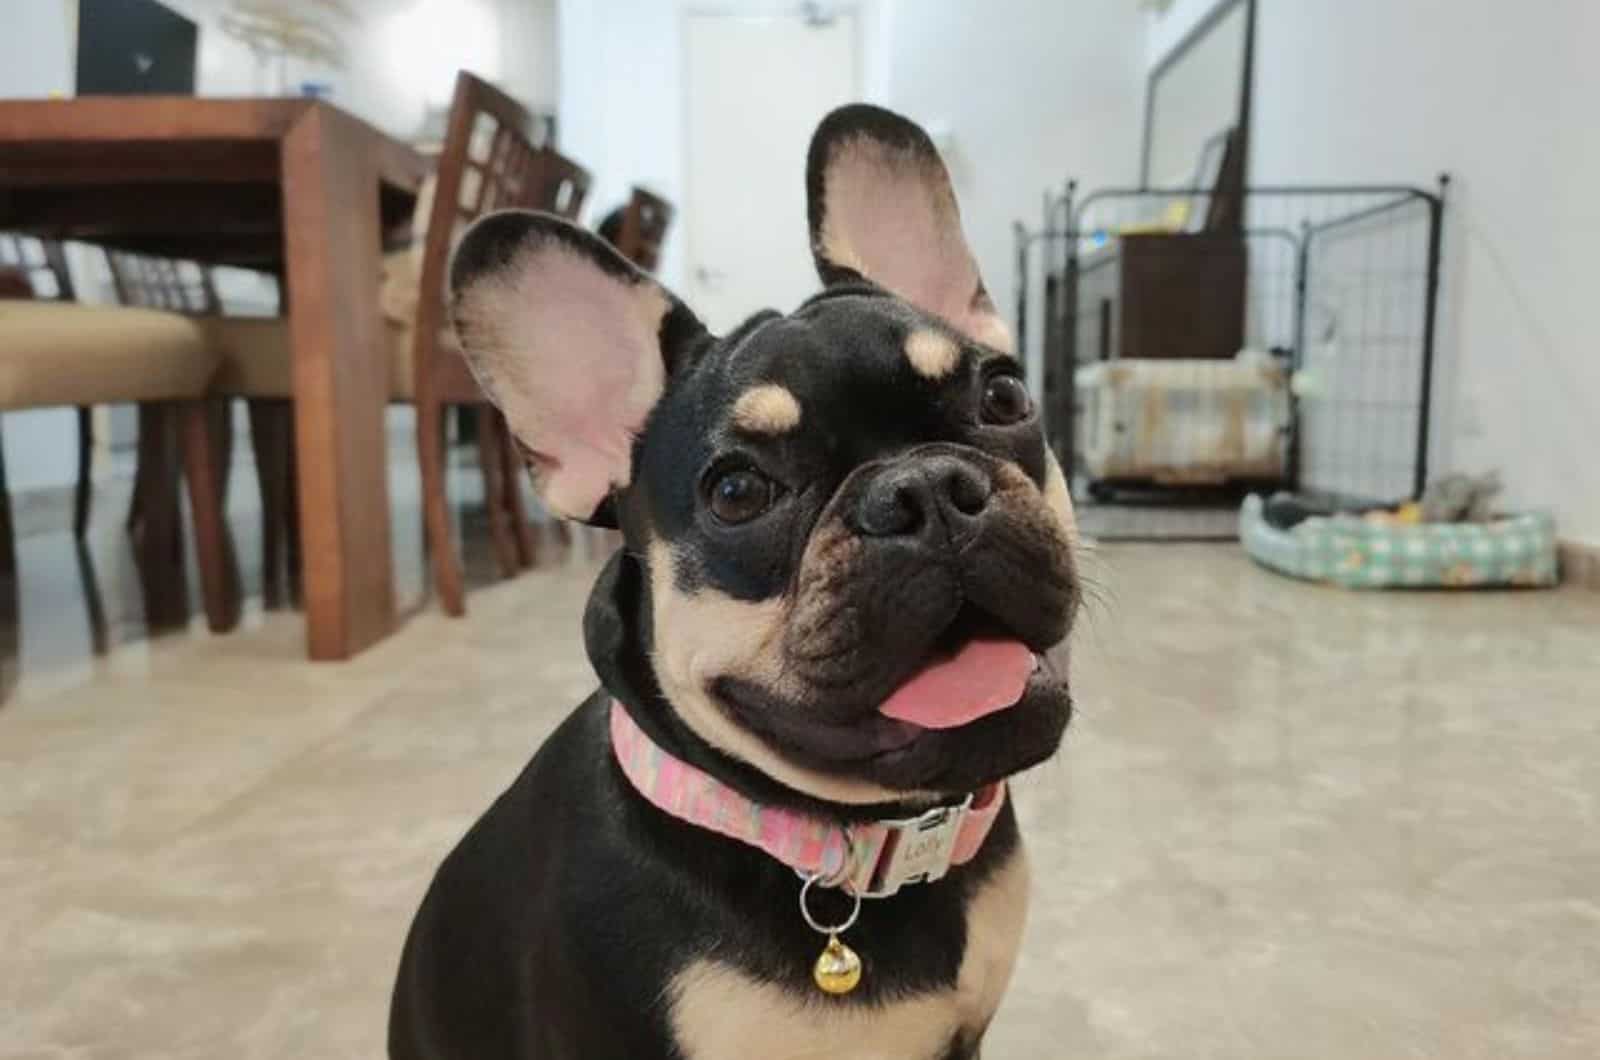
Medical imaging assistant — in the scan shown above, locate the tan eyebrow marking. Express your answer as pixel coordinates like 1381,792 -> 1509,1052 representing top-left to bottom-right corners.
903,328 -> 961,379
731,384 -> 802,435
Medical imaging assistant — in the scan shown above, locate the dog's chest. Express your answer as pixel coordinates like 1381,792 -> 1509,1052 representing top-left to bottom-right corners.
668,851 -> 1029,1060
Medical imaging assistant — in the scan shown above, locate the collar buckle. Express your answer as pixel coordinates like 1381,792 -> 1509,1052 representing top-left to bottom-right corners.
849,794 -> 974,898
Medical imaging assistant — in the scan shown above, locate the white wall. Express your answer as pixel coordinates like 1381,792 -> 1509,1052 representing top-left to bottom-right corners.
167,0 -> 519,138
1,1 -> 80,492
559,0 -> 1146,384
882,0 -> 1146,383
558,0 -> 887,294
497,0 -> 560,111
0,0 -> 555,177
1145,0 -> 1231,69
557,0 -> 686,282
1238,0 -> 1600,543
0,0 -> 555,494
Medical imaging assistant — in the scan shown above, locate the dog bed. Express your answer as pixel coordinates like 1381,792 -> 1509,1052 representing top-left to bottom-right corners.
1239,494 -> 1559,588
1075,356 -> 1290,486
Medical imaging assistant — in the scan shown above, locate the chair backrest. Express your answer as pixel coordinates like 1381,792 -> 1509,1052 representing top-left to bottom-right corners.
534,150 -> 593,222
0,233 -> 75,301
412,71 -> 593,397
613,186 -> 674,273
104,251 -> 220,314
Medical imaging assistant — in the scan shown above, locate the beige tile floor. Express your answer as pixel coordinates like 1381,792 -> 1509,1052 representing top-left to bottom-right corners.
3,538 -> 1598,1058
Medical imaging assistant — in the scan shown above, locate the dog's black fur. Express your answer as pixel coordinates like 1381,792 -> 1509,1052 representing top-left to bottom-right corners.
390,104 -> 1079,1060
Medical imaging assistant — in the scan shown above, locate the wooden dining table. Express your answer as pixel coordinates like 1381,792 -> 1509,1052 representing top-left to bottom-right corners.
0,97 -> 431,660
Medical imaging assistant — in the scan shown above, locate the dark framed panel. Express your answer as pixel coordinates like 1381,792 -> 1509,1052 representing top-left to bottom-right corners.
1140,0 -> 1257,189
76,0 -> 199,96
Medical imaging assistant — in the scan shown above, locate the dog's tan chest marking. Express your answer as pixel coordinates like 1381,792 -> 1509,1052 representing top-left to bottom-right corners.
732,384 -> 803,435
669,850 -> 1030,1060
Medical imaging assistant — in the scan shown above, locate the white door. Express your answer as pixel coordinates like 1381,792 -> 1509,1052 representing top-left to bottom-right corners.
684,10 -> 859,333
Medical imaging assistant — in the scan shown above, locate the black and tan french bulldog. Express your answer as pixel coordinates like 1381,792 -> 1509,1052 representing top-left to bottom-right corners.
390,104 -> 1080,1060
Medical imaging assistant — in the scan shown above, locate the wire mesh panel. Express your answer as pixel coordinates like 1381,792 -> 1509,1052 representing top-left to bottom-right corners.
1018,182 -> 1444,541
1297,194 -> 1440,503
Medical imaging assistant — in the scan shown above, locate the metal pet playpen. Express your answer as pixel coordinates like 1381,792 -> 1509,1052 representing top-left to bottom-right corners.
1016,179 -> 1447,541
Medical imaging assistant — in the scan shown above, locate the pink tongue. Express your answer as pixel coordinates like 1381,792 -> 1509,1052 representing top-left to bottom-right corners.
878,638 -> 1035,730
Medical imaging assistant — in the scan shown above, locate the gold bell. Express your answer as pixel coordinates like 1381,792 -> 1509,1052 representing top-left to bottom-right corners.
812,934 -> 862,995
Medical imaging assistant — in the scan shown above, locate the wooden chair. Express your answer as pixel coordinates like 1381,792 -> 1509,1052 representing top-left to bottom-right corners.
107,72 -> 592,619
405,71 -> 591,615
0,234 -> 240,633
105,251 -> 304,610
0,237 -> 96,540
612,186 -> 675,272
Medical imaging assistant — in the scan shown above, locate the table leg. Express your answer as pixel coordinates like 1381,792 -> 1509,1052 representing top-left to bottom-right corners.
281,105 -> 397,660
178,398 -> 243,634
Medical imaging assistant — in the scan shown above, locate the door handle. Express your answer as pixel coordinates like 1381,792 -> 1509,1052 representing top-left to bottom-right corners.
694,265 -> 727,289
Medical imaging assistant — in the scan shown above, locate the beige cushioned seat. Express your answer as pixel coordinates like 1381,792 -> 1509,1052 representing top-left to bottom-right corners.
206,242 -> 459,400
203,316 -> 456,401
205,317 -> 294,397
192,180 -> 468,402
379,240 -> 476,401
0,301 -> 219,409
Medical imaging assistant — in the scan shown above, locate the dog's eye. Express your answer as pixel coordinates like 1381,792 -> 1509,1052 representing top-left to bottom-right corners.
981,374 -> 1032,425
708,467 -> 774,525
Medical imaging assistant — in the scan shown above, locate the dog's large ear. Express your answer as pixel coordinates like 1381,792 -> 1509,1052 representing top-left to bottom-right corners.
806,104 -> 1011,352
450,211 -> 709,524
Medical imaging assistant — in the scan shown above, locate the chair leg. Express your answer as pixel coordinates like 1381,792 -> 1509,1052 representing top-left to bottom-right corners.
179,399 -> 242,634
419,396 -> 465,616
73,540 -> 110,656
125,409 -> 143,536
247,399 -> 291,610
131,403 -> 189,632
74,406 -> 93,540
497,412 -> 537,569
0,416 -> 14,701
477,407 -> 520,579
0,415 -> 14,578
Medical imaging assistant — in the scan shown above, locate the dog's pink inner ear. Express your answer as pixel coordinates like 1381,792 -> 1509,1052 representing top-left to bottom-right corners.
820,138 -> 1012,352
454,243 -> 669,520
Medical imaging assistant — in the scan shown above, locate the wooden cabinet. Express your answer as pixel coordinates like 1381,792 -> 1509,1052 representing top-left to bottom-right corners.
1117,233 -> 1246,361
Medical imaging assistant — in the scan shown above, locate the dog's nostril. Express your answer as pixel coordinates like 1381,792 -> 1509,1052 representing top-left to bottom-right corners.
891,484 -> 925,525
858,478 -> 926,536
942,465 -> 991,517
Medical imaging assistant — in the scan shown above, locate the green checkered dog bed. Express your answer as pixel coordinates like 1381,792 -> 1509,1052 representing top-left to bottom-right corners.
1240,494 -> 1559,588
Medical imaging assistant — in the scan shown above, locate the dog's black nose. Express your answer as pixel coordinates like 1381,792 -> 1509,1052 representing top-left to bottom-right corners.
855,455 -> 992,540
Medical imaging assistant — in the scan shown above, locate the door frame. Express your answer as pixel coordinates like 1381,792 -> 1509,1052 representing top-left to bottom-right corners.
678,2 -> 880,319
